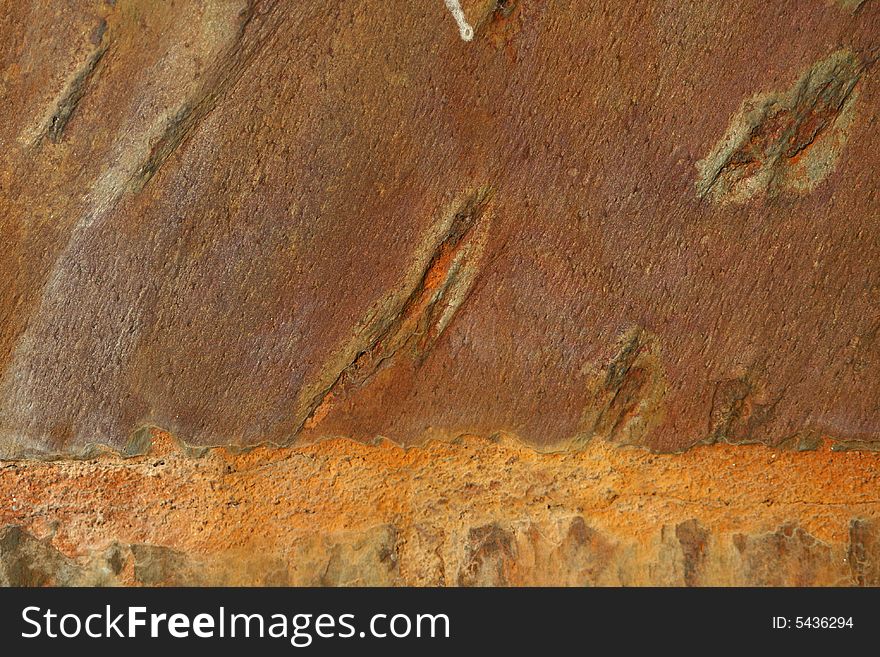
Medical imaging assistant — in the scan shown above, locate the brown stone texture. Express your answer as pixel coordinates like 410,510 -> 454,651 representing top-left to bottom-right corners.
1,1 -> 879,585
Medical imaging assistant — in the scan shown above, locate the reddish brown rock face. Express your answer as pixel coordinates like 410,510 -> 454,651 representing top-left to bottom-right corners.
1,0 -> 879,456
0,1 -> 879,586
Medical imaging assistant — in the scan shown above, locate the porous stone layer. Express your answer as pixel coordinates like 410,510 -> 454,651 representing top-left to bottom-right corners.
1,431 -> 880,586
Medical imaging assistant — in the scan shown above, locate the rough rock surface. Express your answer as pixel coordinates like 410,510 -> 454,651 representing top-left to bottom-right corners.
2,430 -> 880,586
1,1 -> 879,585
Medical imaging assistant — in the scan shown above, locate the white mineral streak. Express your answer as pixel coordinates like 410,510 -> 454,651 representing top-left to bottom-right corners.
444,0 -> 474,41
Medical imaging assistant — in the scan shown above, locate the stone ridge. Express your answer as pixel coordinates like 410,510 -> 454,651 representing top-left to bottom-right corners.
697,49 -> 866,204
